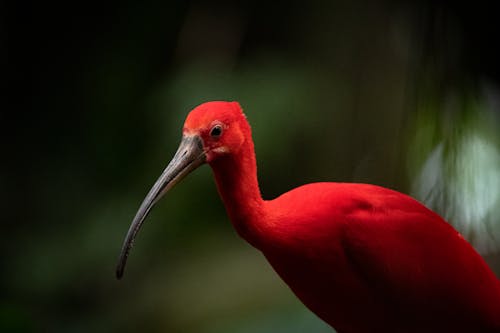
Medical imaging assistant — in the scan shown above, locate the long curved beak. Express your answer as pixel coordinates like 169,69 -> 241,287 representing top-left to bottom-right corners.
116,135 -> 205,279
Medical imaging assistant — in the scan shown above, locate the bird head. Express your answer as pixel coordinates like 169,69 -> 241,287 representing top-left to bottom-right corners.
184,101 -> 247,162
115,101 -> 247,279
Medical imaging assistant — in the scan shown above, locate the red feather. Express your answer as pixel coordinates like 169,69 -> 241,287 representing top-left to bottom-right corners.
119,101 -> 500,333
195,102 -> 500,332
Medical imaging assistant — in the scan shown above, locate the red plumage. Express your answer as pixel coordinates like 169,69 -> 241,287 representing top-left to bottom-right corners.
265,183 -> 500,332
117,101 -> 500,332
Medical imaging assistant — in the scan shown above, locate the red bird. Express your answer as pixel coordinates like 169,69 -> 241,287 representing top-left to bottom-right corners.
116,101 -> 500,332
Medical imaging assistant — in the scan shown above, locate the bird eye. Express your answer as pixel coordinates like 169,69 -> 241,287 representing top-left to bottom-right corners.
210,124 -> 223,138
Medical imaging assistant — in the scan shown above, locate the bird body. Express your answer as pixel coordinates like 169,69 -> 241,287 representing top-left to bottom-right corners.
261,183 -> 500,332
117,101 -> 500,332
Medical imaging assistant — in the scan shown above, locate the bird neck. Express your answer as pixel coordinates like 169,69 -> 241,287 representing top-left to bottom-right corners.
209,138 -> 266,248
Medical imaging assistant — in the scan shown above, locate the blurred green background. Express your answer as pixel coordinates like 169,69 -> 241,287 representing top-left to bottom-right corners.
3,1 -> 500,332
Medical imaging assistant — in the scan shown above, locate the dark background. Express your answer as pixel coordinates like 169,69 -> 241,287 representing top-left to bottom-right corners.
3,1 -> 500,332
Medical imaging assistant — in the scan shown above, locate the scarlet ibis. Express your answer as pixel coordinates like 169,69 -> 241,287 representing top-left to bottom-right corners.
116,101 -> 500,332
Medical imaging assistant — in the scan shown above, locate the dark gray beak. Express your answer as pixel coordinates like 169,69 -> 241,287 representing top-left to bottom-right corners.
116,135 -> 205,279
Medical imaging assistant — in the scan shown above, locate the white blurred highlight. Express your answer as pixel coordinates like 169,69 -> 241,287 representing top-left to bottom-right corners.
413,133 -> 500,254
